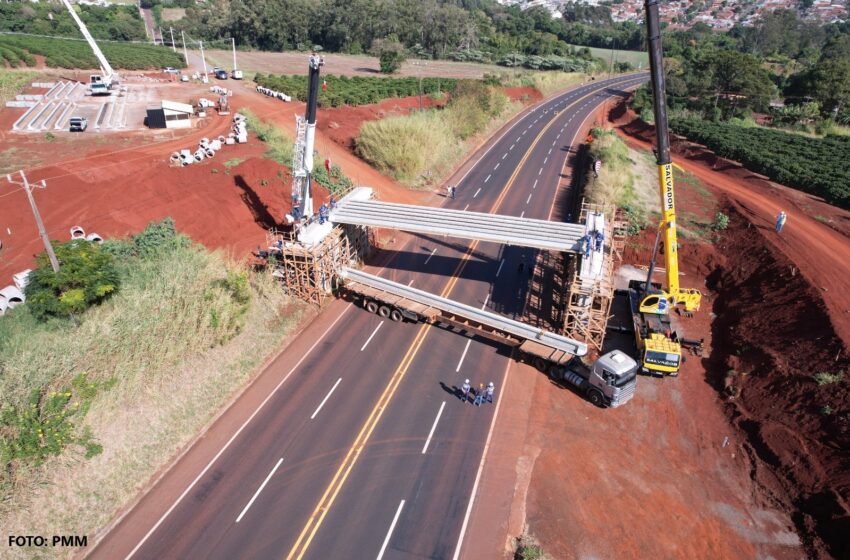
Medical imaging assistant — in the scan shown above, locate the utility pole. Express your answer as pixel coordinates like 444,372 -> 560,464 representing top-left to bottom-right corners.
158,27 -> 163,46
199,40 -> 208,82
169,27 -> 176,52
181,30 -> 188,67
7,171 -> 59,273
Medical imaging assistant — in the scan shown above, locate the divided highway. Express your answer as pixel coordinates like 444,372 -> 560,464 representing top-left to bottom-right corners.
90,73 -> 647,560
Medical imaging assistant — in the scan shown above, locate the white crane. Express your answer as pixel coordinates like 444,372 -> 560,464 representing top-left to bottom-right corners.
59,0 -> 117,95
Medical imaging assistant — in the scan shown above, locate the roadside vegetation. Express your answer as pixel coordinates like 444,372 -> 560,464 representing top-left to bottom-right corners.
355,81 -> 518,187
584,128 -> 657,234
0,34 -> 185,70
0,68 -> 37,106
255,73 -> 458,108
0,2 -> 147,42
0,219 -> 306,554
503,71 -> 587,97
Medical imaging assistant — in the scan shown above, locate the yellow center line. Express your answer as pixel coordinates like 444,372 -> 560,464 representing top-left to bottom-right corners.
285,83 -> 615,560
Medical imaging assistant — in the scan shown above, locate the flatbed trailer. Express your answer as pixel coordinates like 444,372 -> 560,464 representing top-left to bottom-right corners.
338,268 -> 587,370
338,268 -> 639,407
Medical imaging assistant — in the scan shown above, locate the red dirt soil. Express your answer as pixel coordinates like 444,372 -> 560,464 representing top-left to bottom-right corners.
610,102 -> 850,559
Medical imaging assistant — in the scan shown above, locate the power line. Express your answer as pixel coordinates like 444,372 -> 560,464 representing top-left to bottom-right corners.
6,171 -> 60,272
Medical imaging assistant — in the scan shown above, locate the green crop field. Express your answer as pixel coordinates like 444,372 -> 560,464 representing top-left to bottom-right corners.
255,73 -> 459,107
0,34 -> 185,70
672,118 -> 850,210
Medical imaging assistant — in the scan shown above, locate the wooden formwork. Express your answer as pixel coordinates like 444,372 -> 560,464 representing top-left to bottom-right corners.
268,224 -> 372,306
562,201 -> 627,352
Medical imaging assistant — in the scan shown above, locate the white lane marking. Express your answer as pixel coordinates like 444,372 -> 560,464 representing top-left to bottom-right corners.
548,148 -> 552,155
407,280 -> 415,287
538,168 -> 543,176
473,187 -> 481,198
484,174 -> 491,183
552,140 -> 556,146
422,401 -> 447,454
451,358 -> 512,560
516,136 -> 521,142
495,259 -> 505,277
494,162 -> 500,170
463,203 -> 469,211
377,500 -> 406,560
310,377 -> 342,420
481,294 -> 490,310
543,156 -> 548,164
510,144 -> 515,150
236,458 -> 284,523
502,153 -> 507,160
526,193 -> 532,204
520,211 -> 525,218
424,248 -> 437,265
522,130 -> 527,135
122,304 -> 354,560
532,179 -> 538,189
456,339 -> 472,372
361,321 -> 385,351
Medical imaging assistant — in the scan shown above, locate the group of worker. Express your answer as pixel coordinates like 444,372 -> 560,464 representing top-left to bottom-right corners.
317,195 -> 338,225
460,379 -> 495,406
579,229 -> 605,258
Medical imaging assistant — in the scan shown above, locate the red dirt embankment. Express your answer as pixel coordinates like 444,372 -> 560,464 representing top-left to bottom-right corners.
612,102 -> 850,559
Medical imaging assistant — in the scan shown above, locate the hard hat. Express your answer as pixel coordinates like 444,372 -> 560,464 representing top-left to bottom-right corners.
465,379 -> 469,384
488,382 -> 494,387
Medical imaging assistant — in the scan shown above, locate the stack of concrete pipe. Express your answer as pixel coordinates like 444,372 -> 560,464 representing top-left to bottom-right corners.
210,85 -> 232,96
69,226 -> 103,244
256,85 -> 291,102
170,114 -> 246,167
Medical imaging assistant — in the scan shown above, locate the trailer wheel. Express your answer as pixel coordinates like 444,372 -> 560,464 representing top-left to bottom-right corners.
378,305 -> 391,318
533,357 -> 547,372
390,308 -> 403,322
548,364 -> 564,380
587,388 -> 605,408
365,300 -> 379,314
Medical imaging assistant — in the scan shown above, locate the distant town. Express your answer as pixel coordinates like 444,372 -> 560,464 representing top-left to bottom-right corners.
499,0 -> 849,29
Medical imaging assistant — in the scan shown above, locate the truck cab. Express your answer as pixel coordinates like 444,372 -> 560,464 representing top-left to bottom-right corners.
555,350 -> 638,408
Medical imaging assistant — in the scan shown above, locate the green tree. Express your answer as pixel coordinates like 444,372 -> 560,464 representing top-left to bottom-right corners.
24,240 -> 120,320
810,56 -> 850,115
373,35 -> 406,74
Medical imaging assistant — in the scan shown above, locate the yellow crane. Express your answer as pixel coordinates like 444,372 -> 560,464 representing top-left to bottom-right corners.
627,0 -> 702,376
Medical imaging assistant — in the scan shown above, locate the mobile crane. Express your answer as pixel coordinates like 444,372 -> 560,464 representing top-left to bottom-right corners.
626,0 -> 703,376
60,0 -> 117,96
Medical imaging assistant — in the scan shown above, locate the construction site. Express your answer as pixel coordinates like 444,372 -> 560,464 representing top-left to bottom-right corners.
0,1 -> 848,560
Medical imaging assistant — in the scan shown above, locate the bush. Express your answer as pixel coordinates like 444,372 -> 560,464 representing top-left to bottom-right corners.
711,212 -> 730,231
814,372 -> 844,385
25,240 -> 120,320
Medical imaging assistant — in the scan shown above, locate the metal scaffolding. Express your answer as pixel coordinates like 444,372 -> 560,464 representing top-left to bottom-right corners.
563,202 -> 627,353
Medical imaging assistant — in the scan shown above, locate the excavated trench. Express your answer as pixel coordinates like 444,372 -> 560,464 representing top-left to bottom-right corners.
705,205 -> 850,560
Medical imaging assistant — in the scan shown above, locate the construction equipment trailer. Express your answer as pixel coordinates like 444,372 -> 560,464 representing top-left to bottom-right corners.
60,0 -> 117,96
339,268 -> 638,407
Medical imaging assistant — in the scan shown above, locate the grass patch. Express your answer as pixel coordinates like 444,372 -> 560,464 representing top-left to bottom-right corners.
356,85 -> 520,188
514,531 -> 549,560
503,71 -> 586,97
814,372 -> 844,386
0,221 -> 306,557
585,128 -> 658,232
0,68 -> 36,106
241,109 -> 293,165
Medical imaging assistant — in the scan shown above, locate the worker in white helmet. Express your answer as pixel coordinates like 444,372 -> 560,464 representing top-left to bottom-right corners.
486,382 -> 495,403
461,379 -> 471,402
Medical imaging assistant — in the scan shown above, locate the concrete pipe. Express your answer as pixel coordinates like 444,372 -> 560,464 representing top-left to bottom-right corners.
0,298 -> 7,316
70,226 -> 86,239
170,152 -> 181,163
13,269 -> 31,291
205,148 -> 215,158
200,137 -> 210,145
194,150 -> 205,162
0,285 -> 25,308
225,137 -> 236,145
210,139 -> 222,151
86,233 -> 103,244
217,135 -> 226,143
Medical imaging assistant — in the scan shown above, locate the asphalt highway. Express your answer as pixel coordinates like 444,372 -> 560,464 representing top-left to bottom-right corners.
90,73 -> 647,560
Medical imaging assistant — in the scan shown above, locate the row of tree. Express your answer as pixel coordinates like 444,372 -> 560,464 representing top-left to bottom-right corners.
0,2 -> 147,42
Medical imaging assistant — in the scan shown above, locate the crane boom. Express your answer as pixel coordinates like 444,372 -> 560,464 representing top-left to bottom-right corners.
643,0 -> 701,313
59,0 -> 115,86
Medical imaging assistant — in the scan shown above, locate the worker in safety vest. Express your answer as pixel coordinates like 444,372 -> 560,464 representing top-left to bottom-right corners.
775,210 -> 787,233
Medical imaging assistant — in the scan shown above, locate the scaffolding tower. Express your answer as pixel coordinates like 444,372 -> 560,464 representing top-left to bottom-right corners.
563,202 -> 627,353
267,223 -> 372,306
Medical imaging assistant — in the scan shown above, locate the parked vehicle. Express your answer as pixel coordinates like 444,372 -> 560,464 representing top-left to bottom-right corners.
69,116 -> 88,132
